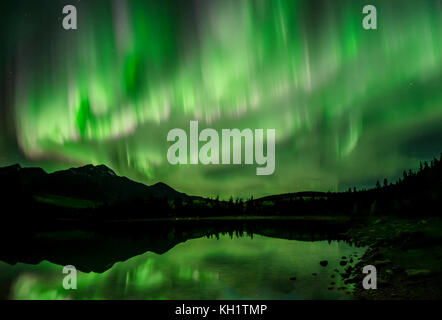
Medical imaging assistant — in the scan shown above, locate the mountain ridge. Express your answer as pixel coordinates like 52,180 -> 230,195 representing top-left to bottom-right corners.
0,163 -> 187,205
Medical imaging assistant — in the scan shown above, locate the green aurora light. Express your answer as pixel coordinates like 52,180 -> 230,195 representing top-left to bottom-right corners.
7,0 -> 442,198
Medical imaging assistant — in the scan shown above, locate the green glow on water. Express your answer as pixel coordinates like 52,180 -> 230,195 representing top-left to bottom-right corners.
3,235 -> 365,300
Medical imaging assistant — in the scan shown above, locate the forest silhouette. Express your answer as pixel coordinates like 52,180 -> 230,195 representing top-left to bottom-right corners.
0,153 -> 441,224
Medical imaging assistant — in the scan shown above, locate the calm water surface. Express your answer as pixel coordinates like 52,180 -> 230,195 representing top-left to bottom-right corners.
0,234 -> 365,299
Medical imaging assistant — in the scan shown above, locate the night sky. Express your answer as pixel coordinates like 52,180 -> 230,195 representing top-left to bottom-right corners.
1,0 -> 442,198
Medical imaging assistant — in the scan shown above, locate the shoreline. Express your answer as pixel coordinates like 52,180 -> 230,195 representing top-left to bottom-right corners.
343,216 -> 442,299
2,213 -> 441,299
54,215 -> 353,223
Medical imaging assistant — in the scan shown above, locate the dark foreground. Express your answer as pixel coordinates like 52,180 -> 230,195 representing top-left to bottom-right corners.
1,215 -> 441,299
345,216 -> 442,299
2,157 -> 442,299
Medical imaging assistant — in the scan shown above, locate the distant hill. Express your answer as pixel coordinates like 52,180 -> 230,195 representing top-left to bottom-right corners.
0,154 -> 441,219
257,191 -> 330,203
0,164 -> 187,208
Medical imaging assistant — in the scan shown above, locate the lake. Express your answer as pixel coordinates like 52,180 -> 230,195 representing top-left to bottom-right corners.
0,233 -> 366,299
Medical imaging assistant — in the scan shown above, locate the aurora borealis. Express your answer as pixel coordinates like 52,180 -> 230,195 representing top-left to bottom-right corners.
2,0 -> 442,198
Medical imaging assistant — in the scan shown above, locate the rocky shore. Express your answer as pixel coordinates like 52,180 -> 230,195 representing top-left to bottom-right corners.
343,216 -> 442,299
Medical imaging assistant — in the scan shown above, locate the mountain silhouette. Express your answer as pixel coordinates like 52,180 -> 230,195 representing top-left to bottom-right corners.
0,164 -> 187,207
1,154 -> 441,218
